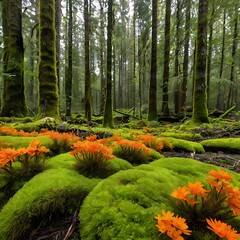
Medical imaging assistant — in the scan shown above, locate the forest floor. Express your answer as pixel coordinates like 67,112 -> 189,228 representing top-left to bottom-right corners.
1,112 -> 240,239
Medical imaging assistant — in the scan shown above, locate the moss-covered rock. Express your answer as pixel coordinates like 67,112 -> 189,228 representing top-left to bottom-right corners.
0,168 -> 99,240
166,137 -> 205,153
200,138 -> 240,153
79,158 -> 240,240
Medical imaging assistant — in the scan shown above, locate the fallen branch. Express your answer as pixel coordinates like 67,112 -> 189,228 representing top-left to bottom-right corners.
218,104 -> 236,119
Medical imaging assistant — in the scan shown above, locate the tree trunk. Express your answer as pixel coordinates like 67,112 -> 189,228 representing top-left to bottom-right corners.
147,0 -> 158,121
216,8 -> 226,110
84,0 -> 92,121
99,0 -> 105,114
55,0 -> 61,91
65,0 -> 72,117
162,0 -> 171,116
173,0 -> 181,114
227,4 -> 238,109
103,0 -> 114,128
206,0 -> 215,108
38,0 -> 59,119
181,0 -> 191,111
192,0 -> 209,123
1,0 -> 28,117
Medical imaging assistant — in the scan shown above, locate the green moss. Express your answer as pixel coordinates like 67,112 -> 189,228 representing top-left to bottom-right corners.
161,132 -> 202,140
79,158 -> 240,240
200,138 -> 240,153
0,136 -> 53,149
0,168 -> 99,240
47,153 -> 133,178
166,137 -> 205,153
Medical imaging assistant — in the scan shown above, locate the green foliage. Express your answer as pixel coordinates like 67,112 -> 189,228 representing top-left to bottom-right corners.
0,169 -> 99,240
161,132 -> 202,140
79,158 -> 240,240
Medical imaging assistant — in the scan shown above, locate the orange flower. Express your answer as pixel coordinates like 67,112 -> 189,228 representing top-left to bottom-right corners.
187,181 -> 208,197
208,169 -> 232,183
171,186 -> 189,201
86,135 -> 97,141
225,186 -> 240,216
206,218 -> 240,240
155,211 -> 191,240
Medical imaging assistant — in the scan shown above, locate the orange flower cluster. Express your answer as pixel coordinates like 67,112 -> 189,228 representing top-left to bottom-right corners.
159,169 -> 240,239
207,169 -> 240,216
171,181 -> 209,206
0,126 -> 38,137
134,134 -> 173,151
206,218 -> 239,240
114,139 -> 151,154
0,140 -> 50,173
70,140 -> 114,161
40,130 -> 80,152
155,210 -> 191,240
171,170 -> 240,216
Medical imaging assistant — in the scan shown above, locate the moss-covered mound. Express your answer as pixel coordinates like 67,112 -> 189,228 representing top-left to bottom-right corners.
166,137 -> 205,153
79,158 -> 240,240
161,132 -> 202,140
47,153 -> 133,177
200,138 -> 240,153
0,168 -> 99,240
0,135 -> 53,149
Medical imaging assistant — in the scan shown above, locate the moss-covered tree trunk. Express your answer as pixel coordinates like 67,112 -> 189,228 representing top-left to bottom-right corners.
84,0 -> 92,122
1,0 -> 28,117
148,0 -> 158,121
103,0 -> 114,128
37,0 -> 59,119
192,0 -> 209,123
162,0 -> 171,117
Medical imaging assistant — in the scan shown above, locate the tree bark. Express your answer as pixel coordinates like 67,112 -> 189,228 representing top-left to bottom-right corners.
162,0 -> 171,116
192,0 -> 209,123
227,4 -> 238,109
65,0 -> 72,117
181,0 -> 191,111
84,0 -> 92,121
1,0 -> 28,117
148,0 -> 158,121
38,0 -> 59,119
103,0 -> 114,128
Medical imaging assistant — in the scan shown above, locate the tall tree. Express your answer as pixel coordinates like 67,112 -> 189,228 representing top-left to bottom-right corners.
227,3 -> 238,108
103,0 -> 114,128
38,0 -> 59,119
181,0 -> 191,112
55,0 -> 61,91
173,0 -> 181,114
1,0 -> 28,117
65,0 -> 72,117
84,0 -> 92,121
206,0 -> 215,108
162,0 -> 171,116
192,0 -> 209,123
147,0 -> 158,121
216,8 -> 226,110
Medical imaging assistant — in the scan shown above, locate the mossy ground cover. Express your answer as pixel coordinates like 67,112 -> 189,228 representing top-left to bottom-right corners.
79,158 -> 240,240
0,123 -> 239,239
0,168 -> 99,240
